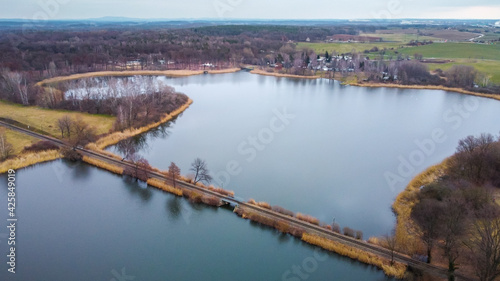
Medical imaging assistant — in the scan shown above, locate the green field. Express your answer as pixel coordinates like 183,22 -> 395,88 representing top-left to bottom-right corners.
425,59 -> 500,84
296,42 -> 403,54
360,32 -> 438,43
394,43 -> 500,60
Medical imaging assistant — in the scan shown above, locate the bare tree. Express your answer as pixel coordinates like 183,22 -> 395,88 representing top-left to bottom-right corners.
465,207 -> 500,281
116,138 -> 137,161
124,152 -> 151,182
168,162 -> 181,188
69,117 -> 96,148
0,129 -> 14,161
440,197 -> 468,281
190,158 -> 212,184
411,198 -> 444,263
57,115 -> 73,138
383,232 -> 398,265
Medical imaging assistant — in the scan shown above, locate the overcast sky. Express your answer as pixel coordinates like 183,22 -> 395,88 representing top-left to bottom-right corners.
2,0 -> 500,20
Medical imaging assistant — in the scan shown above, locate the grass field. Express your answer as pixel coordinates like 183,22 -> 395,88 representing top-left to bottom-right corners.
4,129 -> 38,155
296,42 -> 402,54
360,32 -> 438,43
426,59 -> 500,84
394,42 -> 500,60
0,100 -> 115,137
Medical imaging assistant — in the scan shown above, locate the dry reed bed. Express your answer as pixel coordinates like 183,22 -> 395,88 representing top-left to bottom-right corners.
234,206 -> 306,238
182,189 -> 223,207
247,199 -> 321,225
391,158 -> 450,254
81,156 -> 123,175
250,69 -> 320,79
350,82 -> 500,102
0,150 -> 62,174
146,178 -> 183,196
37,68 -> 241,86
302,233 -> 407,279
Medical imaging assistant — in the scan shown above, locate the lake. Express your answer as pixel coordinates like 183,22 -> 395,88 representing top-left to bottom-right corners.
2,71 -> 499,280
110,71 -> 500,237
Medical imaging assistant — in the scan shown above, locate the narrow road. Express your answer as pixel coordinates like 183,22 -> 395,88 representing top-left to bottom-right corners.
0,120 -> 474,280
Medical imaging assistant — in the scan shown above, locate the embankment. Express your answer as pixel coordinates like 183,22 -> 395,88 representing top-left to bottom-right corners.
302,233 -> 407,279
391,158 -> 450,254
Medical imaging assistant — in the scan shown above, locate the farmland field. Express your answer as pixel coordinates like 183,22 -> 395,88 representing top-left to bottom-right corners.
296,42 -> 402,54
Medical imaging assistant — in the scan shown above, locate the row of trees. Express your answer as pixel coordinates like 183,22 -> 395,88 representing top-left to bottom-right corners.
58,76 -> 188,129
56,115 -> 97,148
410,133 -> 500,281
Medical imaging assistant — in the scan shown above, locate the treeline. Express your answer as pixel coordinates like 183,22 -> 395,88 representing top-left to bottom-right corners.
56,76 -> 189,130
410,133 -> 500,280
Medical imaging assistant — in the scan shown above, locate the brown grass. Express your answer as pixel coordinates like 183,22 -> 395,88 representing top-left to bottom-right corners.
81,155 -> 123,175
0,100 -> 115,137
4,128 -> 38,155
234,206 -> 306,238
0,149 -> 61,174
206,185 -> 235,197
350,82 -> 500,102
302,233 -> 407,279
392,158 -> 450,254
146,178 -> 183,196
250,69 -> 320,79
296,213 -> 320,225
248,199 -> 272,209
36,68 -> 241,86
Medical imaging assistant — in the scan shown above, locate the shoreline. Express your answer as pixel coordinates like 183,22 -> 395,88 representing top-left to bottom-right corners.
36,68 -> 242,86
391,158 -> 449,254
0,98 -> 194,173
250,68 -> 320,79
349,82 -> 500,102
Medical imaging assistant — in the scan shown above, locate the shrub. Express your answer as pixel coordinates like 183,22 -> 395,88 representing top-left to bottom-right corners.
182,190 -> 202,203
207,185 -> 235,197
201,195 -> 223,207
343,227 -> 355,238
332,223 -> 341,233
296,213 -> 320,225
355,230 -> 363,240
272,205 -> 294,217
61,148 -> 82,161
23,141 -> 59,152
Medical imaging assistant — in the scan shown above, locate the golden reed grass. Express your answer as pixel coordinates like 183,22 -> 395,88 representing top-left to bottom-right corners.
234,206 -> 306,238
0,150 -> 61,174
89,99 -> 193,150
250,69 -> 320,79
296,212 -> 320,225
302,233 -> 407,279
392,158 -> 450,254
36,68 -> 241,86
350,82 -> 500,102
146,178 -> 183,196
81,156 -> 123,175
